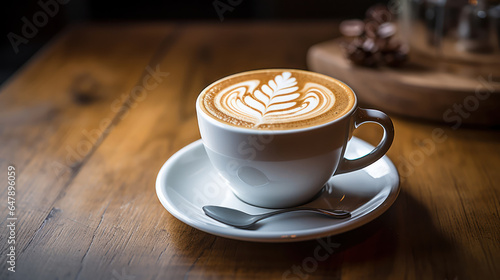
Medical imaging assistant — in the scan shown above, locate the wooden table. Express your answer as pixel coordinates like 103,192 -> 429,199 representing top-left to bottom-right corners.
0,21 -> 499,280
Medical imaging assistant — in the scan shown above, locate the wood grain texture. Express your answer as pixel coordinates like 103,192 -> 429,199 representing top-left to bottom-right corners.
0,21 -> 499,280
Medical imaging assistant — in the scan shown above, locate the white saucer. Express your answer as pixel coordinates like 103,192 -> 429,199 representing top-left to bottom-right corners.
156,138 -> 400,242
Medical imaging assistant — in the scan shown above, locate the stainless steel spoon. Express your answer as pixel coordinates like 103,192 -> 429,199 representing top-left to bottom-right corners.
202,205 -> 351,229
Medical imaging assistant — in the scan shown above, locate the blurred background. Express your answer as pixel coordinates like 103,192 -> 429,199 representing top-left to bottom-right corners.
0,0 -> 387,85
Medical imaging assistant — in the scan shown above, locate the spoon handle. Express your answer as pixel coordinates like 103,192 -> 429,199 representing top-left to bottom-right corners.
256,207 -> 351,222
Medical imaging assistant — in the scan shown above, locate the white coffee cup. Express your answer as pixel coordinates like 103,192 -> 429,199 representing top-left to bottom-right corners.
196,71 -> 394,208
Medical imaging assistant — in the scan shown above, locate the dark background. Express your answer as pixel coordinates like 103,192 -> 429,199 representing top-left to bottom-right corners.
0,0 -> 386,86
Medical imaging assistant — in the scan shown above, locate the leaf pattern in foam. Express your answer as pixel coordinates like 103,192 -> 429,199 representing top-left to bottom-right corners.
214,71 -> 335,128
243,71 -> 299,117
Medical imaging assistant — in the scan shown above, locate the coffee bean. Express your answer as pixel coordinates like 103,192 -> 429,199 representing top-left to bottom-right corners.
340,4 -> 407,68
377,22 -> 396,38
340,20 -> 365,37
366,4 -> 391,23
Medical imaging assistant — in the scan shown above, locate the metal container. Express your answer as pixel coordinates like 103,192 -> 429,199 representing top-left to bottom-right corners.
401,0 -> 500,78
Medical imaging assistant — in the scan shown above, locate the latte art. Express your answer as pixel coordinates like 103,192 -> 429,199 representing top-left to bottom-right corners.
214,72 -> 335,127
198,69 -> 355,130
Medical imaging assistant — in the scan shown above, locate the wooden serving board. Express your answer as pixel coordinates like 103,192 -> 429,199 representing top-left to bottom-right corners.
307,39 -> 500,127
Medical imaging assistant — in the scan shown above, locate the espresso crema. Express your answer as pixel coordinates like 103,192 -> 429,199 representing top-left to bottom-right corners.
198,69 -> 355,130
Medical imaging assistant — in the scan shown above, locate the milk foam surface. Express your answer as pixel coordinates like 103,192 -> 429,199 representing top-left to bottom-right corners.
199,69 -> 355,130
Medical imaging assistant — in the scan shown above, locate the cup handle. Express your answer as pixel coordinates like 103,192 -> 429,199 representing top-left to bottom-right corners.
335,108 -> 394,175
